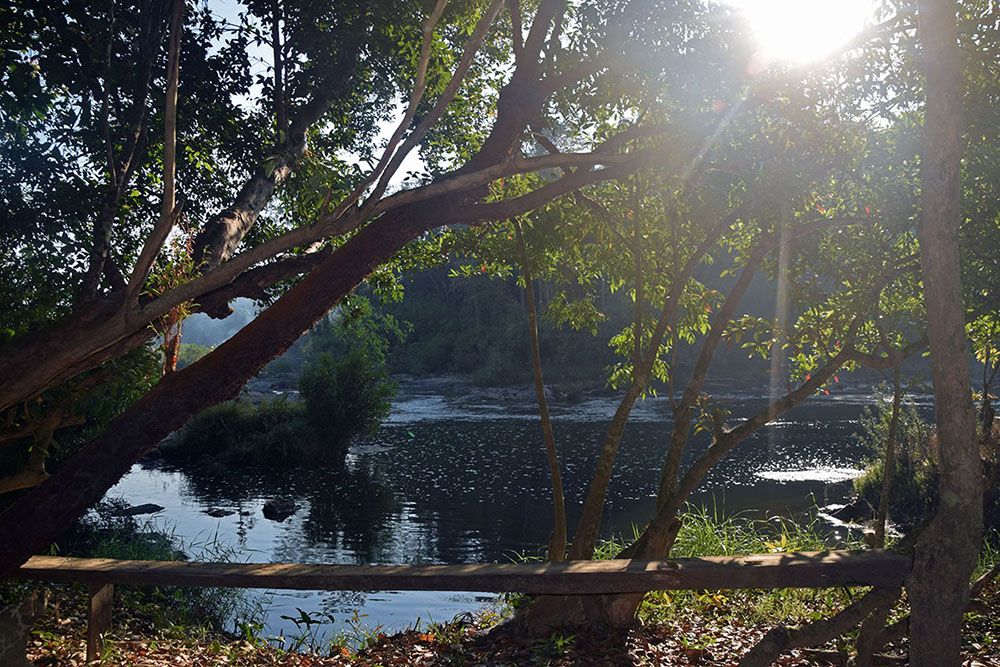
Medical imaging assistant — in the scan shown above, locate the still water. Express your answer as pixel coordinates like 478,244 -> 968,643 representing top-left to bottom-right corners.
104,378 -> 913,642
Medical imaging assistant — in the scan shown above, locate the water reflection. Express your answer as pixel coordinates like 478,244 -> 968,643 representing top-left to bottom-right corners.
107,384 -> 887,640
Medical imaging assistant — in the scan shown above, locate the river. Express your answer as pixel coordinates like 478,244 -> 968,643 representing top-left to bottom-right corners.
103,376 -> 916,644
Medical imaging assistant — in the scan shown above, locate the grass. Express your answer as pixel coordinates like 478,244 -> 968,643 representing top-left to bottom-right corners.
2,498 -> 263,637
11,507 -> 1000,664
603,506 -> 863,628
500,505 -> 864,630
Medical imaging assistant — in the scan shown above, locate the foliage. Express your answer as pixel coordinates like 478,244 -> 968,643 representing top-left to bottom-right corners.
162,298 -> 397,466
852,388 -> 1000,532
176,343 -> 214,369
0,346 -> 160,491
159,398 -> 318,467
299,352 -> 394,447
298,297 -> 398,443
507,505 -> 865,629
851,389 -> 938,529
379,265 -> 632,386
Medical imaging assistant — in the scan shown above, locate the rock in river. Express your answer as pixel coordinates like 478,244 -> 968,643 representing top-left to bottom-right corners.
262,499 -> 299,522
112,503 -> 165,517
204,507 -> 235,518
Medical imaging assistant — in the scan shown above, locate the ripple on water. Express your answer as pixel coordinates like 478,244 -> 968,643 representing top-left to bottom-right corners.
755,467 -> 864,483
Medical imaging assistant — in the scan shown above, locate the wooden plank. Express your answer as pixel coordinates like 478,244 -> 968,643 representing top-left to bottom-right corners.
17,551 -> 910,594
86,582 -> 112,664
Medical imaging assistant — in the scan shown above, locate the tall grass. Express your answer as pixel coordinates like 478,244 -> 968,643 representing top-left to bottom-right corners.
504,506 -> 863,627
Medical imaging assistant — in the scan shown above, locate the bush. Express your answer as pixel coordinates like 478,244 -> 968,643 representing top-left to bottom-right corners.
299,349 -> 394,447
159,398 -> 309,466
176,342 -> 214,369
162,297 -> 398,467
851,391 -> 1000,532
852,393 -> 938,529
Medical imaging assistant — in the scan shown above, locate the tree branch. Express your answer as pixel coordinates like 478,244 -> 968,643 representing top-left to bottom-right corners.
126,0 -> 183,303
739,588 -> 902,667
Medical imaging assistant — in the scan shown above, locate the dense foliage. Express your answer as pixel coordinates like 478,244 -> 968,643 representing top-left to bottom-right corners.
162,301 -> 396,466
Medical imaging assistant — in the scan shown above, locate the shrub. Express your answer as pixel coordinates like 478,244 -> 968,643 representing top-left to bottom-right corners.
176,342 -> 214,369
299,349 -> 394,447
851,391 -> 938,529
161,297 -> 398,467
160,398 -> 308,465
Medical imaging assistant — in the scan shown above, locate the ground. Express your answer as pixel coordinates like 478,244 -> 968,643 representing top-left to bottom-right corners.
20,584 -> 1000,666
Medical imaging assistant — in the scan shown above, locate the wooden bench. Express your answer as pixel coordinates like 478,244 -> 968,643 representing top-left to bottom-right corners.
16,550 -> 911,662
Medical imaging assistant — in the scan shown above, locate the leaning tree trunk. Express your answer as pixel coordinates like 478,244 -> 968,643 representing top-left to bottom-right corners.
0,204 -> 434,580
908,1 -> 983,664
0,2 -> 575,578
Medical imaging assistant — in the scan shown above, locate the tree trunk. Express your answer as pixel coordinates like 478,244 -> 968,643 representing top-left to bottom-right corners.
874,366 -> 901,549
0,203 -> 437,580
568,382 -> 645,559
494,517 -> 682,636
0,12 -> 572,576
908,1 -> 983,664
514,220 -> 567,561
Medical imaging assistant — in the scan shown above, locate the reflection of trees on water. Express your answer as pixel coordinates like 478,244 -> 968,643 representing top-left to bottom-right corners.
169,460 -> 400,565
317,590 -> 371,619
301,465 -> 398,563
149,398 -> 870,570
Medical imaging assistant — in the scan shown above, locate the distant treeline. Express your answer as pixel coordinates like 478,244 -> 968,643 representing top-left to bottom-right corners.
243,265 -> 784,389
184,265 -> 931,391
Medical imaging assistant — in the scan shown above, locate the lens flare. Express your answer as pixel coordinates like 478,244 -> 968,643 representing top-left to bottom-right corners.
731,0 -> 876,66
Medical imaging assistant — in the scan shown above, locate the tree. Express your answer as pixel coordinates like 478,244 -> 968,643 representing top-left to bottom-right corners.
480,117 -> 930,632
907,1 -> 983,663
0,3 -> 996,662
454,3 -> 998,647
0,0 -> 709,578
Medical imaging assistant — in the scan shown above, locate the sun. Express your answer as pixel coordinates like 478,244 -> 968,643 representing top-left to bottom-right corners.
731,0 -> 877,67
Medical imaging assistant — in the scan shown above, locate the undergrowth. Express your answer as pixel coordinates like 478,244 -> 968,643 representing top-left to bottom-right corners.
1,498 -> 263,637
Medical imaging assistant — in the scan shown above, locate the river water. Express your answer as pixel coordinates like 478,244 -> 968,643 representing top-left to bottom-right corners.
103,377 -> 915,643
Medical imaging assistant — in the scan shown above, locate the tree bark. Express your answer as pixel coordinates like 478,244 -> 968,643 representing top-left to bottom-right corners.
0,202 -> 435,580
908,2 -> 983,665
565,206 -> 743,561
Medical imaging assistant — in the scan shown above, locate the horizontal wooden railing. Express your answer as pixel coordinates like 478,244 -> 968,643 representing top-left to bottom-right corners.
16,550 -> 911,662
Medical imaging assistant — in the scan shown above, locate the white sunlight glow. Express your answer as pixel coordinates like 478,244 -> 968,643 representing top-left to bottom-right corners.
731,0 -> 876,66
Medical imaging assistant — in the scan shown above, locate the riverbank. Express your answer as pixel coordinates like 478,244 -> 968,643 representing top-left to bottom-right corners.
20,579 -> 1000,666
11,507 -> 1000,665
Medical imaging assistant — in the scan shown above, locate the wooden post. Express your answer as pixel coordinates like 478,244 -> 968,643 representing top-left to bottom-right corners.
86,582 -> 112,663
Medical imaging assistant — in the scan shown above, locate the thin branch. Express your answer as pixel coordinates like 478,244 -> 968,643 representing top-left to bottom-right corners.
514,218 -> 567,561
356,0 -> 505,218
271,0 -> 286,138
874,365 -> 902,549
131,142 -> 658,328
125,0 -> 183,302
327,0 -> 449,221
509,0 -> 523,58
100,0 -> 118,187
